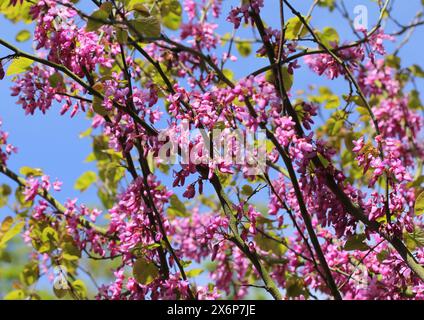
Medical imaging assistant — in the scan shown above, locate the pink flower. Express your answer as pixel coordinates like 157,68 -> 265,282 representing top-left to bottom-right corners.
23,177 -> 40,202
183,183 -> 196,199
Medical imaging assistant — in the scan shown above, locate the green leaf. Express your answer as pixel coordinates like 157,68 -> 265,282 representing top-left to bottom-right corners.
41,226 -> 59,244
62,237 -> 81,261
254,232 -> 287,255
344,234 -> 370,251
286,276 -> 308,298
6,57 -> 33,76
71,279 -> 87,299
79,127 -> 92,139
385,55 -> 401,69
128,16 -> 161,39
146,243 -> 161,250
281,66 -> 293,91
324,95 -> 340,109
0,220 -> 25,247
100,2 -> 113,14
21,261 -> 39,286
187,268 -> 203,278
0,184 -> 11,208
161,0 -> 182,30
331,119 -> 344,136
405,226 -> 424,251
131,3 -> 150,16
318,87 -> 340,109
181,260 -> 192,268
410,64 -> 424,78
285,16 -> 310,40
236,41 -> 252,57
116,27 -> 129,44
74,171 -> 97,192
133,257 -> 159,285
147,150 -> 155,173
4,290 -> 25,300
377,250 -> 390,263
318,27 -> 339,48
408,90 -> 422,110
415,191 -> 424,215
167,195 -> 188,217
19,166 -> 43,177
15,29 -> 31,42
48,72 -> 64,88
0,216 -> 13,234
92,95 -> 109,116
241,185 -> 254,196
317,0 -> 335,11
0,0 -> 34,23
86,9 -> 109,32
222,69 -> 234,82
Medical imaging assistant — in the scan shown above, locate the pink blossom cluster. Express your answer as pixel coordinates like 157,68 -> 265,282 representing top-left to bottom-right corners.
227,0 -> 264,29
0,119 -> 17,165
304,45 -> 364,79
31,0 -> 113,77
11,65 -> 87,116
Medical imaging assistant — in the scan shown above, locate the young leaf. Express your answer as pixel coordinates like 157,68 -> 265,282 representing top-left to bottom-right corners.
4,290 -> 25,300
167,195 -> 188,217
71,279 -> 87,299
48,72 -> 64,88
92,95 -> 109,116
21,261 -> 40,286
6,57 -> 33,76
128,16 -> 161,39
0,216 -> 13,234
405,227 -> 424,251
0,220 -> 25,247
74,171 -> 97,192
415,191 -> 424,215
285,16 -> 310,40
15,29 -> 31,42
133,257 -> 159,285
187,268 -> 203,278
161,0 -> 182,30
19,166 -> 43,177
241,185 -> 254,196
86,9 -> 109,32
0,185 -> 11,208
344,234 -> 370,251
236,41 -> 252,57
318,27 -> 339,48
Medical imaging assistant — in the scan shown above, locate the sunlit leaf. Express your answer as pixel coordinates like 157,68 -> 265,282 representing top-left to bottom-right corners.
4,290 -> 25,300
74,171 -> 97,192
128,16 -> 161,39
15,29 -> 31,42
6,57 -> 33,76
161,0 -> 182,30
285,16 -> 310,40
236,41 -> 252,57
0,220 -> 25,247
19,166 -> 43,177
344,234 -> 370,251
